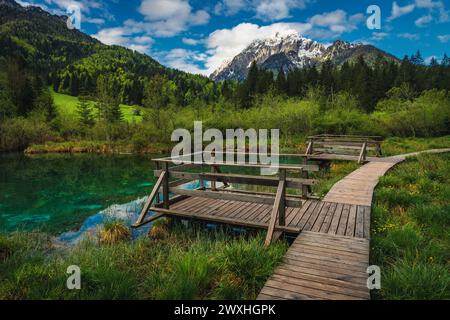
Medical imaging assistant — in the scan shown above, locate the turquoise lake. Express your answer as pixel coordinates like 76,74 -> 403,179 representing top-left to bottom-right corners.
0,153 -> 159,234
0,152 -> 305,237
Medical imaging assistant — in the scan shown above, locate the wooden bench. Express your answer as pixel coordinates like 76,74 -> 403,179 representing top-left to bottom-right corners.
305,134 -> 383,164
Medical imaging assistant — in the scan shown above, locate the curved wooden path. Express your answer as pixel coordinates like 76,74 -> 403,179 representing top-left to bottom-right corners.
258,148 -> 450,300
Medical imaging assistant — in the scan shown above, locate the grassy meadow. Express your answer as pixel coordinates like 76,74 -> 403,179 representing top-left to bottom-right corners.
52,90 -> 145,123
371,153 -> 450,299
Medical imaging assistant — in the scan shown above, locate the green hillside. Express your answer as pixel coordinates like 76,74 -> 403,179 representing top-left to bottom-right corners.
51,90 -> 144,123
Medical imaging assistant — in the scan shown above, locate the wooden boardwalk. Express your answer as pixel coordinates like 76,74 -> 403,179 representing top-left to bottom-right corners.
257,149 -> 450,300
258,231 -> 370,300
323,160 -> 402,206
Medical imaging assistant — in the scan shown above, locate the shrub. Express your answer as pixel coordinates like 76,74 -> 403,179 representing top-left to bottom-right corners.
99,220 -> 131,245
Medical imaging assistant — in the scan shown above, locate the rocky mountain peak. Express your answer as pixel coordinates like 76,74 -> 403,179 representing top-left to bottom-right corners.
210,31 -> 397,81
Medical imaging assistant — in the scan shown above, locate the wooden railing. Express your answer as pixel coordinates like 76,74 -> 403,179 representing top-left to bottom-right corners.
132,152 -> 319,245
305,134 -> 383,163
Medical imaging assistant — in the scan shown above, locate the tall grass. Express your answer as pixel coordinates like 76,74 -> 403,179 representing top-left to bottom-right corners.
0,225 -> 288,300
371,153 -> 450,300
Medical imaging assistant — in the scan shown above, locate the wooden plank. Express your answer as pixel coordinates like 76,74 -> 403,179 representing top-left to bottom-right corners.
284,253 -> 367,271
273,268 -> 368,296
270,273 -> 368,299
289,200 -> 315,226
148,207 -> 301,233
311,202 -> 331,232
363,206 -> 371,239
355,206 -> 365,238
302,201 -> 325,231
345,205 -> 357,237
319,202 -> 337,233
336,204 -> 350,235
169,188 -> 302,208
264,279 -> 362,300
260,286 -> 313,300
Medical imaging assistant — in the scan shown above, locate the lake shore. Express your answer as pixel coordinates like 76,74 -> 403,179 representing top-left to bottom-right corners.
24,141 -> 171,155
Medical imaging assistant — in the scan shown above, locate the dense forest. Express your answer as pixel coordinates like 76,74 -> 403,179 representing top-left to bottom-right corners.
235,51 -> 450,110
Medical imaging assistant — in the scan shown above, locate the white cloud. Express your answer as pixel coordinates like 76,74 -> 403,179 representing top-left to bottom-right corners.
307,10 -> 364,39
85,17 -> 105,25
255,0 -> 307,21
437,34 -> 450,42
388,1 -> 416,21
92,27 -> 154,54
398,32 -> 420,40
137,0 -> 210,37
214,0 -> 247,16
192,10 -> 365,75
415,14 -> 432,26
425,55 -> 438,64
156,48 -> 208,75
371,32 -> 389,41
387,0 -> 449,24
182,37 -> 203,45
214,0 -> 308,21
203,22 -> 312,75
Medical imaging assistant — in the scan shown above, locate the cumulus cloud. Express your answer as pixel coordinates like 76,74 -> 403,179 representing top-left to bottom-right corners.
137,0 -> 209,37
155,48 -> 208,75
371,32 -> 389,41
415,14 -> 433,26
387,0 -> 449,24
214,0 -> 308,21
214,0 -> 247,16
197,11 -> 364,75
437,34 -> 450,42
387,1 -> 416,21
255,0 -> 307,21
92,27 -> 154,54
182,38 -> 203,45
398,32 -> 420,40
306,10 -> 365,39
203,22 -> 312,75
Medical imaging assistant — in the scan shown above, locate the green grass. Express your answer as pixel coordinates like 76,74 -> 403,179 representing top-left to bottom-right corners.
0,223 -> 288,300
52,90 -> 144,123
371,153 -> 450,300
382,136 -> 450,156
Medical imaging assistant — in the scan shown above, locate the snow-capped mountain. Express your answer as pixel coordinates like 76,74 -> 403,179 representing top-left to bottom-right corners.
210,31 -> 397,81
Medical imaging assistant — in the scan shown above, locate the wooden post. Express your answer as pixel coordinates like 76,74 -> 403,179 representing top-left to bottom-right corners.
301,159 -> 309,198
265,176 -> 286,246
278,169 -> 286,226
358,142 -> 367,164
156,162 -> 161,204
211,165 -> 217,191
163,162 -> 170,209
200,163 -> 205,189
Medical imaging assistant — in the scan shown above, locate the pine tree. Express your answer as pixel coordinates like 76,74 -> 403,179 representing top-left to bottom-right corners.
77,94 -> 95,127
275,69 -> 287,95
442,53 -> 450,67
96,75 -> 123,123
34,87 -> 57,121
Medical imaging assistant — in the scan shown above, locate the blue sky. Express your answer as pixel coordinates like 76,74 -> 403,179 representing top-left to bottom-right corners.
17,0 -> 450,75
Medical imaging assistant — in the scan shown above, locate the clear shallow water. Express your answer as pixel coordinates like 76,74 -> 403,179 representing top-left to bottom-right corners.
0,153 -> 160,234
0,152 -> 307,240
